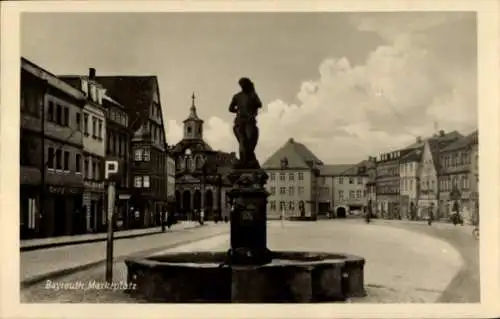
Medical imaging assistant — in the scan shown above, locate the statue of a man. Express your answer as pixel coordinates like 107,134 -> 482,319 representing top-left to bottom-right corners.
229,77 -> 262,169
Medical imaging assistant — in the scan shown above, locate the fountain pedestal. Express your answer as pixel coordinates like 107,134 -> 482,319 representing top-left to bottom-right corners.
225,168 -> 272,266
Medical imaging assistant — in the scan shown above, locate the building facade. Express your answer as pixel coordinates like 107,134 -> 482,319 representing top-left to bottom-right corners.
20,57 -> 87,238
96,76 -> 169,228
438,131 -> 478,223
166,150 -> 176,211
262,138 -> 328,219
399,149 -> 422,219
102,91 -> 132,230
61,69 -> 108,233
330,163 -> 368,218
262,138 -> 323,219
375,149 -> 412,219
365,156 -> 377,215
171,94 -> 236,221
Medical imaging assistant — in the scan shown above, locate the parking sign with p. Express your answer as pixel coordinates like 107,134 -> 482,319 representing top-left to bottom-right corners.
105,160 -> 120,180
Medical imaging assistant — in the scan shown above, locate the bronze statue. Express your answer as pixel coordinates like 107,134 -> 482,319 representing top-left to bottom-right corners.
229,77 -> 262,169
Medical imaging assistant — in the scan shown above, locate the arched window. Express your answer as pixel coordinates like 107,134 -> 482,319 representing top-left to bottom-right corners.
186,157 -> 193,171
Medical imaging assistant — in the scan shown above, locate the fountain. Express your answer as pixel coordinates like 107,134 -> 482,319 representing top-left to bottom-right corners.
124,78 -> 366,302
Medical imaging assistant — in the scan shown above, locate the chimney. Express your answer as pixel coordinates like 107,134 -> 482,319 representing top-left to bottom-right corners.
416,136 -> 422,143
289,138 -> 294,143
439,130 -> 445,137
89,68 -> 96,80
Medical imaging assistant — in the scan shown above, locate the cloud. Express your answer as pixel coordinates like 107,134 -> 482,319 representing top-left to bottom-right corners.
167,13 -> 477,164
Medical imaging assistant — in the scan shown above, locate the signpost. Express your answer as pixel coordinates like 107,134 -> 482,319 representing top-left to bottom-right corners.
104,160 -> 119,284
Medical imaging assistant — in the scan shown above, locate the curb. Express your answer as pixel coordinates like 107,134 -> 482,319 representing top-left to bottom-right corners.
20,223 -> 205,252
21,229 -> 229,289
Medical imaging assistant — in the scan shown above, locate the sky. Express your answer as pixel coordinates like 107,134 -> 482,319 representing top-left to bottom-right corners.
21,12 -> 477,164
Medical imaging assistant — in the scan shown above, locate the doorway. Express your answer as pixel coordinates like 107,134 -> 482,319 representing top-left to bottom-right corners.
336,207 -> 347,218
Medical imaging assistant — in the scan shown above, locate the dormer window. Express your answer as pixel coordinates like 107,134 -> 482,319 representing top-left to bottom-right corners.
81,79 -> 88,96
90,85 -> 97,102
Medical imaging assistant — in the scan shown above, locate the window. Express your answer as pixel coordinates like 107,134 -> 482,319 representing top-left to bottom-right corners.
350,191 -> 355,198
298,173 -> 304,181
288,173 -> 294,181
92,161 -> 97,180
48,101 -> 54,122
63,151 -> 70,171
349,178 -> 354,184
339,190 -> 344,199
270,201 -> 276,211
280,187 -> 286,195
298,187 -> 304,195
270,173 -> 275,181
47,147 -> 55,169
143,149 -> 150,162
98,119 -> 103,139
76,113 -> 81,131
270,187 -> 276,195
135,149 -> 143,161
84,114 -> 89,135
76,154 -> 81,174
63,107 -> 69,126
92,117 -> 97,138
356,190 -> 362,198
84,159 -> 89,178
288,186 -> 294,196
279,173 -> 285,181
143,176 -> 150,188
289,201 -> 295,211
279,201 -> 286,211
134,176 -> 142,188
55,149 -> 62,170
358,177 -> 363,184
56,104 -> 62,125
339,177 -> 343,184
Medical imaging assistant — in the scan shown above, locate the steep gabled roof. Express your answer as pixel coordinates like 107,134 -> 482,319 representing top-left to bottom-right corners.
319,164 -> 353,176
400,147 -> 423,164
93,76 -> 158,132
262,138 -> 323,169
340,160 -> 369,176
440,130 -> 478,153
403,130 -> 463,150
427,137 -> 461,172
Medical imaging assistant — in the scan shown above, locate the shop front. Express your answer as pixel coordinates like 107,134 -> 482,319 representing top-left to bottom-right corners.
83,180 -> 105,233
42,184 -> 84,238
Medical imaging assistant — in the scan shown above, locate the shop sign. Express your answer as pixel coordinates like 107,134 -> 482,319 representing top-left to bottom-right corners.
47,185 -> 81,195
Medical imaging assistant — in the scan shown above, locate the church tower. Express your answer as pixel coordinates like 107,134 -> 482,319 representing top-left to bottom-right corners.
183,92 -> 204,140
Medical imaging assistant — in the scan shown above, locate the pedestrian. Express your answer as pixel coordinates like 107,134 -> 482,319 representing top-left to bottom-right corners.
280,209 -> 285,228
200,209 -> 205,226
428,205 -> 434,226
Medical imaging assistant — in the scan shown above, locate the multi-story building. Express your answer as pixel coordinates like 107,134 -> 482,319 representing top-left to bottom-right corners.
60,69 -> 108,233
470,132 -> 479,223
399,149 -> 422,219
365,156 -> 377,215
331,162 -> 368,217
170,94 -> 236,220
102,89 -> 132,230
165,149 -> 176,212
96,75 -> 169,228
20,57 -> 87,238
317,165 -> 351,217
262,138 -> 323,219
375,149 -> 413,218
438,130 -> 478,222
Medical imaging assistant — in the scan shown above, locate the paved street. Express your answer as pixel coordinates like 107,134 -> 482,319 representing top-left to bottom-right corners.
21,222 -> 229,286
20,220 -> 479,303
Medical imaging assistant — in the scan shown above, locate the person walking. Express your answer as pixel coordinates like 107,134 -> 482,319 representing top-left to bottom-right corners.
200,209 -> 205,226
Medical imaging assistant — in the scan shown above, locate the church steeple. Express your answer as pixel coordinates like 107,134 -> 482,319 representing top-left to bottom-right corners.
183,92 -> 204,140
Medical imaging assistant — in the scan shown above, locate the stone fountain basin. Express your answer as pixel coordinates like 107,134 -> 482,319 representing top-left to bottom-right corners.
124,251 -> 365,303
